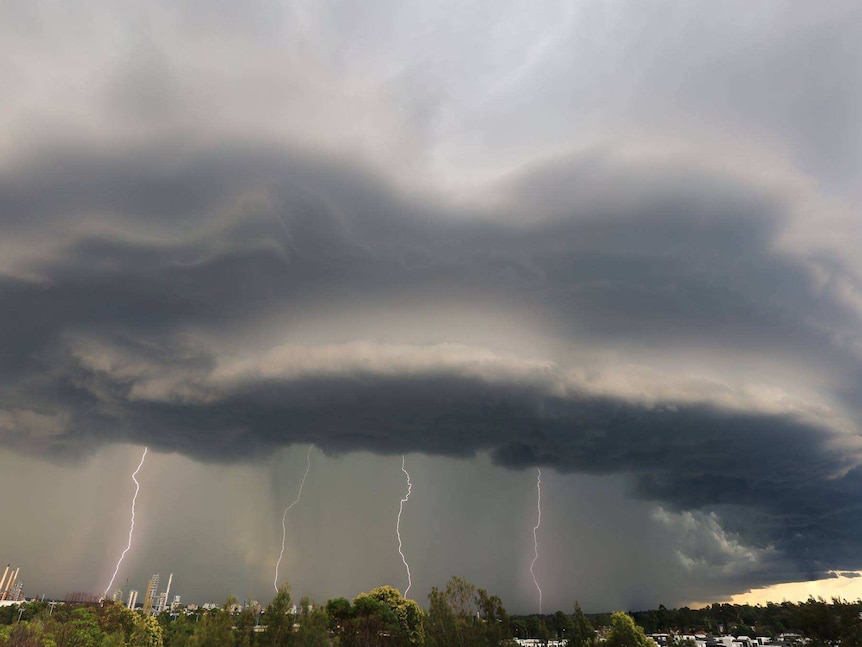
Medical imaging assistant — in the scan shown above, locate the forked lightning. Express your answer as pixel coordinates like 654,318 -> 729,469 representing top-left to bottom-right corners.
274,446 -> 313,592
396,455 -> 413,597
104,447 -> 148,598
530,467 -> 543,613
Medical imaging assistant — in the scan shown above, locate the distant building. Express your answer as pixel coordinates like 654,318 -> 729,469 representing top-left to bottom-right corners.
142,575 -> 159,614
156,574 -> 173,614
0,565 -> 21,601
128,590 -> 139,609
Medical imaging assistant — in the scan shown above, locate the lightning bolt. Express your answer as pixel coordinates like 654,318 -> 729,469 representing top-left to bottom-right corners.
274,446 -> 312,593
104,447 -> 148,598
530,467 -> 543,613
396,455 -> 413,597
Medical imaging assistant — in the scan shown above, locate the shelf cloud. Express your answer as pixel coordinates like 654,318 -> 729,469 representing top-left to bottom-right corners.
1,0 -> 860,605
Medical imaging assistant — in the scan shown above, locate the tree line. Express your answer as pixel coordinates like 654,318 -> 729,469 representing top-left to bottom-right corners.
603,598 -> 862,645
2,579 -> 861,647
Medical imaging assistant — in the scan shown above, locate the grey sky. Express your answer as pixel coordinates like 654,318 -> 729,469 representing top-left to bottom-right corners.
1,0 -> 861,613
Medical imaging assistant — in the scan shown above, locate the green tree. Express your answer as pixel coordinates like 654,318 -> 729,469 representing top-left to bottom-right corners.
537,619 -> 551,646
793,597 -> 838,645
552,611 -> 573,642
95,603 -> 136,638
188,607 -> 233,647
100,633 -> 125,647
427,578 -> 474,647
161,612 -> 194,647
426,576 -> 506,647
476,589 -> 507,646
65,609 -> 104,647
6,621 -> 54,647
129,615 -> 163,647
264,585 -> 295,647
604,612 -> 655,647
324,598 -> 351,633
833,598 -> 862,647
363,587 -> 424,647
568,602 -> 595,647
292,605 -> 328,647
232,607 -> 257,647
525,616 -> 541,640
509,618 -> 527,642
426,587 -> 457,647
347,594 -> 399,647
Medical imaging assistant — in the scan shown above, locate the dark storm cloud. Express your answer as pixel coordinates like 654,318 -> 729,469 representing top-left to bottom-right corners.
1,141 -> 861,591
1,0 -> 861,603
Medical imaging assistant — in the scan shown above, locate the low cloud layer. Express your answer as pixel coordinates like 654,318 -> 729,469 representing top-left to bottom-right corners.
2,142 -> 861,591
1,0 -> 861,604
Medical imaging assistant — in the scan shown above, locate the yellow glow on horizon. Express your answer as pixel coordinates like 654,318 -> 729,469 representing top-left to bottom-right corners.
725,572 -> 862,606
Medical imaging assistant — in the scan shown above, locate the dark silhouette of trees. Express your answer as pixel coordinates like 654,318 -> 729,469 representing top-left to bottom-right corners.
568,601 -> 596,647
426,576 -> 509,647
2,582 -> 862,647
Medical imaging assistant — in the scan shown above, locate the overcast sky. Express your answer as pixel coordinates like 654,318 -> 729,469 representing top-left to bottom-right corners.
1,0 -> 862,613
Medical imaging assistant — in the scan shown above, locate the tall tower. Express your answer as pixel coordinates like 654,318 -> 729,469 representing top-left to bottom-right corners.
1,567 -> 19,601
127,590 -> 139,609
159,573 -> 174,613
142,575 -> 159,614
